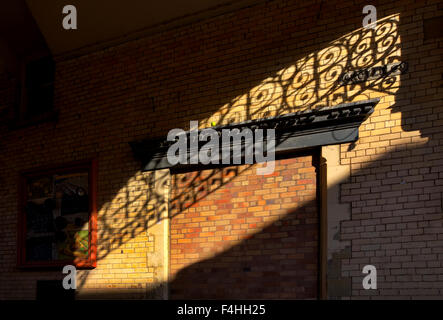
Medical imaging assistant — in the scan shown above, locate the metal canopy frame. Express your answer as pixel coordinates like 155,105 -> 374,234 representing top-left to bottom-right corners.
130,98 -> 380,171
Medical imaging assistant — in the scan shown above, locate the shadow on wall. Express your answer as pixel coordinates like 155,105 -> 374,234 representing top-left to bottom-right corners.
167,153 -> 319,300
71,2 -> 441,299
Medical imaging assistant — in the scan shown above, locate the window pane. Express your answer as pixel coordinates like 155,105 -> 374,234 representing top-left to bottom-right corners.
25,171 -> 90,262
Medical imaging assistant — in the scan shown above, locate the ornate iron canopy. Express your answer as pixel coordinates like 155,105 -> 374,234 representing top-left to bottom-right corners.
130,98 -> 380,171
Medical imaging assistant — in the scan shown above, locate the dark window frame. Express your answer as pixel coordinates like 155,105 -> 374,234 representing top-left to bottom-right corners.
13,55 -> 57,128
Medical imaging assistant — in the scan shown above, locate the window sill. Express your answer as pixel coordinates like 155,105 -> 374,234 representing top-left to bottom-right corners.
9,110 -> 58,130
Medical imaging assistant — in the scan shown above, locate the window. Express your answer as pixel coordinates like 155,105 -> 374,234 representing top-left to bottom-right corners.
18,160 -> 97,268
14,55 -> 56,127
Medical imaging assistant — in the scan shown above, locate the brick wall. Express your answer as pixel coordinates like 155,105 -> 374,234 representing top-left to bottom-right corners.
0,0 -> 441,299
170,156 -> 318,299
337,1 -> 443,298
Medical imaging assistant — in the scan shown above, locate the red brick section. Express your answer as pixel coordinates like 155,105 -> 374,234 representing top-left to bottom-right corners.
170,155 -> 318,299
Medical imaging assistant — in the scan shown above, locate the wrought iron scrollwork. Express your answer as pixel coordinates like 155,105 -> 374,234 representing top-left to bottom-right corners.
338,61 -> 408,86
